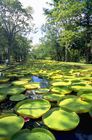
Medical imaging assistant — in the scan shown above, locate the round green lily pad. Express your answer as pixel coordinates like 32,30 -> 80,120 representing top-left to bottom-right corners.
11,128 -> 56,140
77,88 -> 92,96
50,75 -> 63,80
71,85 -> 92,92
24,83 -> 40,90
51,86 -> 71,95
12,80 -> 28,86
51,81 -> 71,86
42,108 -> 79,131
0,94 -> 6,102
43,93 -> 64,102
10,94 -> 26,101
0,86 -> 25,95
58,97 -> 91,113
0,114 -> 24,139
35,88 -> 50,94
19,78 -> 31,82
0,84 -> 10,89
15,99 -> 51,118
58,95 -> 78,102
0,78 -> 9,83
80,93 -> 92,102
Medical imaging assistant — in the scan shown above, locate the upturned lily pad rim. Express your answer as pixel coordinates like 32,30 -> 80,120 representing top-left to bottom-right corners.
42,108 -> 80,131
15,99 -> 51,118
11,128 -> 56,140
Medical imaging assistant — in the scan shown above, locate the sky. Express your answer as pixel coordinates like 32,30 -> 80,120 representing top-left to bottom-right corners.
19,0 -> 52,45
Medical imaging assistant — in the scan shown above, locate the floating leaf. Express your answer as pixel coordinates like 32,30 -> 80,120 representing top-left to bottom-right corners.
12,80 -> 28,86
0,94 -> 6,102
24,83 -> 40,90
0,114 -> 24,139
35,88 -> 50,94
10,94 -> 26,101
80,93 -> 92,102
43,93 -> 64,102
42,108 -> 79,131
51,86 -> 71,95
0,86 -> 25,95
58,97 -> 91,113
11,128 -> 56,140
15,99 -> 51,118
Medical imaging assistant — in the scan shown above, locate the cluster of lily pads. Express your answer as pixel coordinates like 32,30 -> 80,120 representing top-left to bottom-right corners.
0,60 -> 92,140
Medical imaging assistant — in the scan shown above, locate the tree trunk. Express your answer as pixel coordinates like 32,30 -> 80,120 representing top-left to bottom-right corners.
86,45 -> 92,63
7,37 -> 12,64
65,45 -> 68,62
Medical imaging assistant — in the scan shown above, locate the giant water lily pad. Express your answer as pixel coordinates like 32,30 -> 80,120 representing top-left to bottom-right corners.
0,84 -> 10,89
24,83 -> 40,90
0,86 -> 25,95
0,78 -> 9,83
51,81 -> 71,86
58,97 -> 91,113
71,85 -> 92,92
57,95 -> 78,102
77,88 -> 92,96
15,99 -> 51,118
50,75 -> 63,80
10,94 -> 26,101
51,86 -> 72,95
42,108 -> 79,131
80,93 -> 92,102
35,88 -> 50,94
11,128 -> 56,140
19,77 -> 31,82
0,94 -> 6,102
43,93 -> 64,102
12,80 -> 28,86
0,114 -> 24,139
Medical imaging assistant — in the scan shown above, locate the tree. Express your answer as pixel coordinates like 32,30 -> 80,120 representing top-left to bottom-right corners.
0,0 -> 33,63
43,0 -> 92,63
52,0 -> 92,63
13,35 -> 31,62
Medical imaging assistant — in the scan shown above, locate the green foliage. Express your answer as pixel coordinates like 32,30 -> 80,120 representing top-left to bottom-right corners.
0,0 -> 33,63
39,0 -> 92,63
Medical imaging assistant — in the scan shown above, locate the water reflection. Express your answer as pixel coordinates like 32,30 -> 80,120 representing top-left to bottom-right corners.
75,133 -> 92,140
32,76 -> 49,88
0,72 -> 4,77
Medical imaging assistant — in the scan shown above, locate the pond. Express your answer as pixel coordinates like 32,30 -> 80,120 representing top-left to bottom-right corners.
0,75 -> 92,140
28,76 -> 92,140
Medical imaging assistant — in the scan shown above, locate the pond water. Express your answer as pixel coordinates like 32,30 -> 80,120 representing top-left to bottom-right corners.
31,76 -> 92,140
0,75 -> 92,140
32,75 -> 49,88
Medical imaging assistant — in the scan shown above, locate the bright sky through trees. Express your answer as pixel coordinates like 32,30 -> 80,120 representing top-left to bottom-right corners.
19,0 -> 52,44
